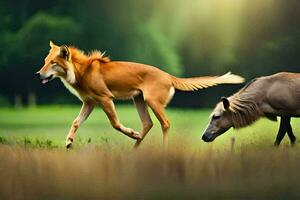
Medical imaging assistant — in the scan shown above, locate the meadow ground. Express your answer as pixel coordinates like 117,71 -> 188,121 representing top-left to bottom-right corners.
0,105 -> 300,199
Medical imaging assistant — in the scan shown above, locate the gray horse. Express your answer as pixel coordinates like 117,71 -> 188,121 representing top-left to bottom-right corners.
202,72 -> 300,146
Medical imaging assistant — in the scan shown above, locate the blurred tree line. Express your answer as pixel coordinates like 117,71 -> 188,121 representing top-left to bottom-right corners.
0,0 -> 300,107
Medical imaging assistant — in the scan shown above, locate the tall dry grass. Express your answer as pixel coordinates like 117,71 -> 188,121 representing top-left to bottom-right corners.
1,140 -> 300,200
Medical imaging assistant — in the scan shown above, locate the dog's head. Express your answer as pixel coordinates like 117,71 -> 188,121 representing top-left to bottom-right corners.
36,41 -> 76,84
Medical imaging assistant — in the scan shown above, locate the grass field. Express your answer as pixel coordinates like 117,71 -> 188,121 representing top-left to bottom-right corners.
1,105 -> 298,148
1,105 -> 300,199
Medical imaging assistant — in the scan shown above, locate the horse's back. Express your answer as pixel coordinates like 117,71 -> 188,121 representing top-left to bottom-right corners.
263,72 -> 300,116
268,72 -> 300,80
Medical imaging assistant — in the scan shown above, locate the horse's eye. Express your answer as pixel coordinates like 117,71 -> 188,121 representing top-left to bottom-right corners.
212,115 -> 221,120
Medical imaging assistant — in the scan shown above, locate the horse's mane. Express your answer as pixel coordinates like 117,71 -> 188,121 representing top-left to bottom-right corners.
69,46 -> 110,65
229,78 -> 263,128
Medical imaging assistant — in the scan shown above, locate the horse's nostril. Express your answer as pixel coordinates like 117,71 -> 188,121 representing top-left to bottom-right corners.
202,134 -> 209,141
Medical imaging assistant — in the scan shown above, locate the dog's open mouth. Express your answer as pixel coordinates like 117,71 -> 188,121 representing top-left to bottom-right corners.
41,75 -> 54,84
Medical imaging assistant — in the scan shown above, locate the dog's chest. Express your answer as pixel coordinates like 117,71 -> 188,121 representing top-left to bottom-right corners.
60,79 -> 83,101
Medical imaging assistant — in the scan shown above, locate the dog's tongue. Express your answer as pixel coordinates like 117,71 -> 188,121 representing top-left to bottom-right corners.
42,79 -> 49,84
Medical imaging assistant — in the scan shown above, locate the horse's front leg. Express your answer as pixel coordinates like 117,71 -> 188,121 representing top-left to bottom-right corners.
66,101 -> 96,149
274,117 -> 289,146
286,118 -> 296,146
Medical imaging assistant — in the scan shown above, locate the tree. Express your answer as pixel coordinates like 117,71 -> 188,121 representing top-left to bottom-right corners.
0,12 -> 81,105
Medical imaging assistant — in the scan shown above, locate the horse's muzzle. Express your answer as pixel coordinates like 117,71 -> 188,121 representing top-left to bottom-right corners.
202,133 -> 216,142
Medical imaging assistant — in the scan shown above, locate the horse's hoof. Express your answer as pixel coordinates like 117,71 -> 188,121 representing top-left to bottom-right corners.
274,141 -> 280,147
291,142 -> 296,147
291,138 -> 296,147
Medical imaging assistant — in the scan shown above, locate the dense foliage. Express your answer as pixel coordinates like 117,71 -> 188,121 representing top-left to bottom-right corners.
0,0 -> 300,107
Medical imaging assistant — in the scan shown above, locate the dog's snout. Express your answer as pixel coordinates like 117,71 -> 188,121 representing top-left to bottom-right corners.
38,73 -> 47,80
36,71 -> 41,78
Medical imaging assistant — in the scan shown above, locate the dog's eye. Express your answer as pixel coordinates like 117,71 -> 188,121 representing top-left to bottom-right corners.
50,60 -> 56,65
212,115 -> 221,120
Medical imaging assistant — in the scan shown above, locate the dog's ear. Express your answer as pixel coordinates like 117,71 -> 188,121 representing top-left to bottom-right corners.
49,40 -> 55,47
221,97 -> 230,110
59,45 -> 70,60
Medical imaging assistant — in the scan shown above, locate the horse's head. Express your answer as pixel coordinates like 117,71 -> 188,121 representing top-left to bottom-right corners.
202,97 -> 233,142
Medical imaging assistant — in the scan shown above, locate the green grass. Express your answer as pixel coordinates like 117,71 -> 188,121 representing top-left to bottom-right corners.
0,105 -> 298,148
1,105 -> 300,199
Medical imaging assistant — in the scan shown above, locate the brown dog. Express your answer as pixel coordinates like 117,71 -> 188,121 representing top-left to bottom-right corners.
37,41 -> 244,149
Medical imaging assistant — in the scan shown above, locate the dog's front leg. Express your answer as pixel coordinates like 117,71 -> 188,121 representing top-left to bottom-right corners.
66,101 -> 95,149
98,96 -> 142,140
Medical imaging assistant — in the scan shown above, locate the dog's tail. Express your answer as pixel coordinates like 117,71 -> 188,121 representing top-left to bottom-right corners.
170,72 -> 244,91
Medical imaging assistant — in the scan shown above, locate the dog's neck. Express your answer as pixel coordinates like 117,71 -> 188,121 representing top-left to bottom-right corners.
59,64 -> 83,101
66,62 -> 77,84
64,61 -> 84,85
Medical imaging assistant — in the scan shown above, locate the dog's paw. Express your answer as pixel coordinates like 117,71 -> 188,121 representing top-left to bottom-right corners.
129,129 -> 142,140
66,138 -> 73,149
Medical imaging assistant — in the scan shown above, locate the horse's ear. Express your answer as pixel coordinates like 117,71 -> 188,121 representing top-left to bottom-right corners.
60,45 -> 70,60
221,97 -> 230,110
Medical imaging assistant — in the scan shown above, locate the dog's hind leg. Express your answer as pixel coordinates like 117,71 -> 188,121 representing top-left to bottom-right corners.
274,117 -> 289,146
98,96 -> 142,140
286,118 -> 296,146
143,86 -> 173,148
133,93 -> 153,149
146,99 -> 170,148
66,101 -> 95,149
